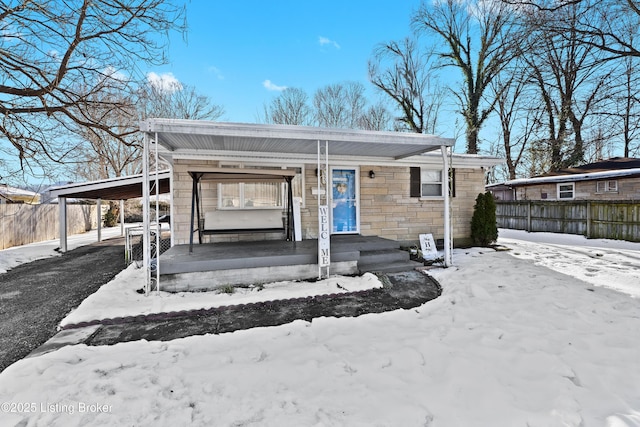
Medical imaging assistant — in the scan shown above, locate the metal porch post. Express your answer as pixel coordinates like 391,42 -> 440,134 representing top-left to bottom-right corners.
96,198 -> 102,242
142,132 -> 151,295
59,196 -> 68,253
441,145 -> 452,267
286,176 -> 294,242
188,172 -> 202,253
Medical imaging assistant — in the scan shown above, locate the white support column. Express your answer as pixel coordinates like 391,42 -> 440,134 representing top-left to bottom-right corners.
120,199 -> 125,236
97,198 -> 102,242
441,145 -> 452,267
59,196 -> 68,253
154,132 -> 160,293
142,132 -> 151,295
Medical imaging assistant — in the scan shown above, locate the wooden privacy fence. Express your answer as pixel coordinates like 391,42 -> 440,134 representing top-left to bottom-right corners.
496,200 -> 640,242
0,204 -> 99,250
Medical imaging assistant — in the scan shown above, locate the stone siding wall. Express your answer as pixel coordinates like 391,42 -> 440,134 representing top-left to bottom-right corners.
171,159 -> 486,247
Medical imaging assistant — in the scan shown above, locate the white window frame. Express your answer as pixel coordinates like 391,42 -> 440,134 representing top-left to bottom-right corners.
420,168 -> 444,199
217,163 -> 305,210
596,180 -> 618,193
557,183 -> 575,199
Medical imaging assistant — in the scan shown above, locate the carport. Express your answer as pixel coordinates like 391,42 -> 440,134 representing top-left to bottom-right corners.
48,172 -> 171,252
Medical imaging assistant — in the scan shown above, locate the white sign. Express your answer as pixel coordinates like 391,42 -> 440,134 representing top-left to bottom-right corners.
419,233 -> 438,260
318,205 -> 330,267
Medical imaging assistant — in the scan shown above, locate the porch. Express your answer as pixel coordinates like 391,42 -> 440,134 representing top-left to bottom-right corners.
156,235 -> 423,292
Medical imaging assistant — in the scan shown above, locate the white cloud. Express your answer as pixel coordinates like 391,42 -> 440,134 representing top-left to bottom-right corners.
208,66 -> 224,80
262,79 -> 287,91
147,72 -> 182,93
319,36 -> 340,49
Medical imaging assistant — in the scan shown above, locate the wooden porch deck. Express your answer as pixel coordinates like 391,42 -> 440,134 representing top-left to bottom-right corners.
158,235 -> 399,275
156,236 -> 419,292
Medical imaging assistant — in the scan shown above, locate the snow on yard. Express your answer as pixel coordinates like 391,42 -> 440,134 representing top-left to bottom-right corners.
1,230 -> 640,426
0,227 -> 122,274
60,266 -> 383,327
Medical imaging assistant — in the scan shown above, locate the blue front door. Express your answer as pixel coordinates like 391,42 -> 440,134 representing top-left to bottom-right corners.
330,167 -> 359,234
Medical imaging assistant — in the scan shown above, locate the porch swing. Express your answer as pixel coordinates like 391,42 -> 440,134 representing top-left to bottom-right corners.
187,168 -> 296,253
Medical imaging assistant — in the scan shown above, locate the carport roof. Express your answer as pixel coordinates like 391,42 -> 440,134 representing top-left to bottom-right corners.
48,171 -> 171,200
140,119 -> 454,160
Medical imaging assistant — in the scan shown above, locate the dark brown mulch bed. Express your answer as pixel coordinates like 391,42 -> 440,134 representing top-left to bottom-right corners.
83,270 -> 442,346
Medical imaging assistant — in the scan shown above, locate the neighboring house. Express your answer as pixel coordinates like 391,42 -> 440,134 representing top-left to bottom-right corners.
0,184 -> 40,204
140,120 -> 502,249
487,158 -> 640,201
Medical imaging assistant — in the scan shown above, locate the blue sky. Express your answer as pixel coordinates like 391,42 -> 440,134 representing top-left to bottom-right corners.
149,1 -> 422,123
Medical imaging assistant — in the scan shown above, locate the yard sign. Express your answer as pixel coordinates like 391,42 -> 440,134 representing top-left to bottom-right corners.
419,233 -> 438,261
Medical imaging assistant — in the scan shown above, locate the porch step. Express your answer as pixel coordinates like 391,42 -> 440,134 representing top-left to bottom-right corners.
358,248 -> 423,274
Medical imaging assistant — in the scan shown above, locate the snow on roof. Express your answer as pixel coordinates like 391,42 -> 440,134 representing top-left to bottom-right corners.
0,184 -> 40,201
490,167 -> 640,187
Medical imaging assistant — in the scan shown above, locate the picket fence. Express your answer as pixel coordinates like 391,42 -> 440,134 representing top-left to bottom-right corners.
496,200 -> 640,242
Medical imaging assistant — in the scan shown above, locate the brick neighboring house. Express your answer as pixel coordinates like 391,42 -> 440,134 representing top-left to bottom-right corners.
487,158 -> 640,201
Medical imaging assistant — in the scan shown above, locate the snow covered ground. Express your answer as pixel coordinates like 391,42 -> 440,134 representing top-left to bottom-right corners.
1,229 -> 639,426
0,227 -> 123,274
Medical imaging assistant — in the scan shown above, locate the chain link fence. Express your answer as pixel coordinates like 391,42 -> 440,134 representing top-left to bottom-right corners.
125,224 -> 171,265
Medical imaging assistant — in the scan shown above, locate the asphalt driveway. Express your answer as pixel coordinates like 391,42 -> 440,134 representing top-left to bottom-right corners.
0,238 -> 126,372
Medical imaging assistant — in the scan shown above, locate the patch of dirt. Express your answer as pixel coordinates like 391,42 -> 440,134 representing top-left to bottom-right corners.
0,238 -> 126,372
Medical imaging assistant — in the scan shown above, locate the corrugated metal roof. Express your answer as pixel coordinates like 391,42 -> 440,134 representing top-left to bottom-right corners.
48,171 -> 171,200
140,119 -> 453,160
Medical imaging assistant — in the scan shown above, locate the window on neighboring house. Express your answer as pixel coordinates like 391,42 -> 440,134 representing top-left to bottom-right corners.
596,180 -> 618,193
410,167 -> 455,198
219,164 -> 304,209
557,183 -> 575,199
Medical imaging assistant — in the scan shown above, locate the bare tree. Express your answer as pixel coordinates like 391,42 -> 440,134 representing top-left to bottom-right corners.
490,66 -> 540,179
313,82 -> 367,129
358,102 -> 392,131
139,80 -> 225,121
261,88 -> 312,125
594,32 -> 640,157
73,93 -> 141,180
368,38 -> 444,134
72,77 -> 224,181
583,0 -> 640,58
612,55 -> 640,157
0,0 -> 185,178
412,0 -> 519,153
521,1 -> 611,170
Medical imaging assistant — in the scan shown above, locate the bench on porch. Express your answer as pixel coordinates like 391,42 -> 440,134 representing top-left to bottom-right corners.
188,168 -> 296,252
201,209 -> 285,235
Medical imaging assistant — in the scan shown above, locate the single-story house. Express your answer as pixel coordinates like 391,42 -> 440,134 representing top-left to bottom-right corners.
139,120 -> 502,291
487,158 -> 640,201
0,184 -> 40,204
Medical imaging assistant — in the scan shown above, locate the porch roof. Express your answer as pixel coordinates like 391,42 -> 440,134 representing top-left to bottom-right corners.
140,119 -> 454,160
